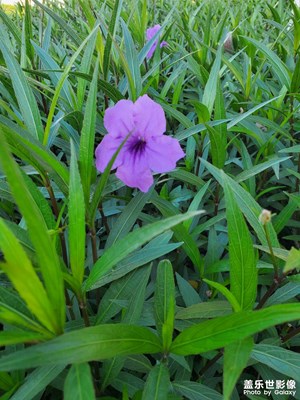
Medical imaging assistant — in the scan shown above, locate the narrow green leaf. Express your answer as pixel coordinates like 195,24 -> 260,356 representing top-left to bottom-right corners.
1,122 -> 69,195
291,56 -> 300,93
222,171 -> 257,310
96,267 -> 150,324
284,247 -> 300,273
251,344 -> 300,381
170,303 -> 300,355
79,61 -> 99,205
154,260 -> 175,350
64,363 -> 95,400
84,211 -> 202,291
0,42 -> 43,141
101,357 -> 125,392
203,279 -> 241,312
265,281 -> 300,306
201,159 -> 279,247
206,123 -> 227,169
43,24 -> 99,145
24,0 -> 34,64
151,194 -> 203,274
235,157 -> 290,183
10,365 -> 65,400
223,338 -> 253,400
105,186 -> 153,249
176,273 -> 201,307
211,79 -> 227,168
77,33 -> 97,109
175,301 -> 232,320
0,302 -> 49,335
32,0 -> 81,46
0,135 -> 65,333
0,9 -> 21,45
142,364 -> 170,400
0,330 -> 45,347
0,371 -> 14,392
0,219 -> 58,335
173,381 -> 223,400
122,264 -> 151,324
242,36 -> 290,88
227,96 -> 281,130
69,141 -> 86,285
32,42 -> 75,107
103,0 -> 122,80
0,325 -> 162,371
121,20 -> 142,99
21,172 -> 56,230
202,46 -> 222,115
78,0 -> 104,70
95,240 -> 181,289
183,180 -> 210,231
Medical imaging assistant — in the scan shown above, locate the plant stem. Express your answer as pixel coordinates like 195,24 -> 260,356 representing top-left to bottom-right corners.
281,325 -> 300,343
80,300 -> 90,327
65,289 -> 76,321
263,223 -> 279,280
44,177 -> 76,320
90,226 -> 98,264
199,350 -> 223,377
44,177 -> 68,267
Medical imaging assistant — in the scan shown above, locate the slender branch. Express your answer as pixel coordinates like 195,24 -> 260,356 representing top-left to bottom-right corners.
44,177 -> 68,267
79,300 -> 90,327
255,280 -> 279,310
263,223 -> 279,280
281,325 -> 300,343
99,203 -> 110,235
199,350 -> 223,377
90,227 -> 98,264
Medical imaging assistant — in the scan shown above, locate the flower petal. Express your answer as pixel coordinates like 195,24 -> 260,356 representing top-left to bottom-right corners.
145,135 -> 185,173
95,135 -> 124,172
104,99 -> 135,137
116,153 -> 153,192
133,95 -> 166,138
160,40 -> 168,48
146,24 -> 161,41
146,42 -> 157,59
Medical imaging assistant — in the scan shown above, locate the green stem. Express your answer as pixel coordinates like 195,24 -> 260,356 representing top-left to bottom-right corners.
263,223 -> 279,280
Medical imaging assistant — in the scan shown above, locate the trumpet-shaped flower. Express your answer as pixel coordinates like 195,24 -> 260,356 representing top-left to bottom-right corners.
95,95 -> 184,192
146,24 -> 168,59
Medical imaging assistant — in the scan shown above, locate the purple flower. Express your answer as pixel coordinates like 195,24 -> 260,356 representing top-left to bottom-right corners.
95,95 -> 184,192
146,24 -> 168,59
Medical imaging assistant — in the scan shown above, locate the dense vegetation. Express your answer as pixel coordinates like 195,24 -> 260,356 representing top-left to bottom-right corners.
0,0 -> 299,399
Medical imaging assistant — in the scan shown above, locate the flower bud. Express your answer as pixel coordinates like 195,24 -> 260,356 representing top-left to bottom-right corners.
259,209 -> 272,225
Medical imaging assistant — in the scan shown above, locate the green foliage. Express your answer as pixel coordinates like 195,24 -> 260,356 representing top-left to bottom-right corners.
0,0 -> 299,398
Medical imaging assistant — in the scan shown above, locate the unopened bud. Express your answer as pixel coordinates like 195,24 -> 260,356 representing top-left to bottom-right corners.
259,209 -> 272,225
224,32 -> 234,53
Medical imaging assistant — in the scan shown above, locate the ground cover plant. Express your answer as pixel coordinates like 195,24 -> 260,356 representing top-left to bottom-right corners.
0,0 -> 300,398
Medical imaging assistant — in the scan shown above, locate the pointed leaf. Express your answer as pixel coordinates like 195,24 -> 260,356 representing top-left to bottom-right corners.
0,42 -> 43,141
154,260 -> 175,350
64,363 -> 95,400
0,325 -> 162,371
222,171 -> 257,310
84,211 -> 203,291
223,338 -> 253,400
0,135 -> 65,333
142,364 -> 170,400
69,141 -> 86,285
170,303 -> 300,355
